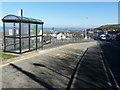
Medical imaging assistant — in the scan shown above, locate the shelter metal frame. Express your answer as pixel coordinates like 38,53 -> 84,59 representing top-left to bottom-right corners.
2,14 -> 44,54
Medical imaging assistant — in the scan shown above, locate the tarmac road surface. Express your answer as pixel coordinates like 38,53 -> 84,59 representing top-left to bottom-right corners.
98,41 -> 120,89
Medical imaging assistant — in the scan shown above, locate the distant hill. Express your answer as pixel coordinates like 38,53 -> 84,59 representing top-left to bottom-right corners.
96,24 -> 120,31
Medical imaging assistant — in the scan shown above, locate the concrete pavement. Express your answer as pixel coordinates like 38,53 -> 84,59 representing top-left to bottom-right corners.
70,45 -> 112,90
1,41 -> 112,89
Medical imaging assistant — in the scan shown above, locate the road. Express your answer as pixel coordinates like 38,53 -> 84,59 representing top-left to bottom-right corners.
98,40 -> 120,89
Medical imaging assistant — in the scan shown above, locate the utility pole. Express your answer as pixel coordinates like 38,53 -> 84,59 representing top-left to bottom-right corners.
18,9 -> 23,53
18,9 -> 23,17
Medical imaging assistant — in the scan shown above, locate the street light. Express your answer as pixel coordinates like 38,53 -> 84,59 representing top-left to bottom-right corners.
85,17 -> 88,39
85,29 -> 87,39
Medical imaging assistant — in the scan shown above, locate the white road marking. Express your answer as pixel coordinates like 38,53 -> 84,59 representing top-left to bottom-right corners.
100,46 -> 120,89
100,52 -> 112,86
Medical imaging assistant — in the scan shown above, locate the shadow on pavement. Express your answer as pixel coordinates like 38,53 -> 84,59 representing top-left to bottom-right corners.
10,63 -> 56,90
32,63 -> 70,80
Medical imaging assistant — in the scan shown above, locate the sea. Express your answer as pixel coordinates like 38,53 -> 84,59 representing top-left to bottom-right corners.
0,26 -> 2,32
0,26 -> 84,32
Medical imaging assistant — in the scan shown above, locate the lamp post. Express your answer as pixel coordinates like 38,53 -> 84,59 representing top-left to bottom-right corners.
85,17 -> 88,39
85,29 -> 87,39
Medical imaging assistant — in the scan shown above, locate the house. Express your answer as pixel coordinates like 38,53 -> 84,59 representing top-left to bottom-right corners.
56,32 -> 66,40
51,33 -> 57,38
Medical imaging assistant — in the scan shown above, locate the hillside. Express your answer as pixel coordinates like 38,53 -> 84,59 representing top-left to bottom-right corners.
96,24 -> 120,31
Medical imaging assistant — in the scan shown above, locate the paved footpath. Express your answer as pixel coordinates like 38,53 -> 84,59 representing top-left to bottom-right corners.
70,45 -> 112,90
1,41 -> 112,89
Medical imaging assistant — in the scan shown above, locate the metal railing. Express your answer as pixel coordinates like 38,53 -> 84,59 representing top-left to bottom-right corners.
50,37 -> 83,44
0,39 -> 3,51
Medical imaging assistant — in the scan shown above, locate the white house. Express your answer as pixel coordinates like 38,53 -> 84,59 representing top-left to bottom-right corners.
50,31 -> 73,40
56,32 -> 66,40
51,33 -> 57,38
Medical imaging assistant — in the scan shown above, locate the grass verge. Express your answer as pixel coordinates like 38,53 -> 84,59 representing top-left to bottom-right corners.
0,52 -> 17,60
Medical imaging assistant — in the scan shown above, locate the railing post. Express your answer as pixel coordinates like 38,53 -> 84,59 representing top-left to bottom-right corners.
3,22 -> 6,52
36,24 -> 38,50
19,22 -> 21,54
41,24 -> 43,49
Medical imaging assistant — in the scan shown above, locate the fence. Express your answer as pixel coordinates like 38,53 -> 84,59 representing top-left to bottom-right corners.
0,39 -> 3,51
0,37 -> 84,52
48,37 -> 83,44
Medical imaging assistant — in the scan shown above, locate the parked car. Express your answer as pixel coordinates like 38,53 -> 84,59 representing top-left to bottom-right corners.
116,33 -> 120,41
99,34 -> 112,41
100,34 -> 106,40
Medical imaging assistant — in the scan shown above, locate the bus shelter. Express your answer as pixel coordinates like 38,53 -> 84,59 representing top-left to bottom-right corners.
2,14 -> 44,54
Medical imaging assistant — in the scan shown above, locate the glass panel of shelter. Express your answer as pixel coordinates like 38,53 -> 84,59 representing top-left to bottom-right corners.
30,24 -> 37,50
21,23 -> 29,37
30,37 -> 36,50
30,24 -> 37,36
4,22 -> 20,53
5,37 -> 20,53
21,38 -> 29,52
37,24 -> 43,48
5,22 -> 19,37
